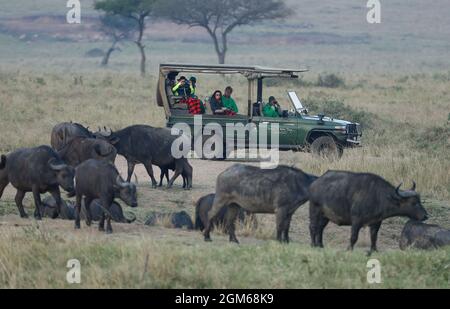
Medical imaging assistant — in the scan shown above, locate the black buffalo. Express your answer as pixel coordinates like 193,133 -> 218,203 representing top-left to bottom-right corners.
51,122 -> 94,151
71,159 -> 138,233
145,211 -> 194,230
308,171 -> 429,254
41,196 -> 75,220
41,197 -> 136,223
400,220 -> 450,250
83,199 -> 136,224
195,193 -> 257,232
98,125 -> 193,190
204,164 -> 318,243
58,137 -> 117,167
0,146 -> 75,219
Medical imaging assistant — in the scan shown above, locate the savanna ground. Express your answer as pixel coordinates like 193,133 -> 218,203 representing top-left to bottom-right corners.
0,0 -> 449,288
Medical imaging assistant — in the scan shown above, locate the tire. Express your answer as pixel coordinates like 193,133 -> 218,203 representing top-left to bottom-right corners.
311,136 -> 343,160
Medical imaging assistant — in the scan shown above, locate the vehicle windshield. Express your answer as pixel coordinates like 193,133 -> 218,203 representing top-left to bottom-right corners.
287,91 -> 307,114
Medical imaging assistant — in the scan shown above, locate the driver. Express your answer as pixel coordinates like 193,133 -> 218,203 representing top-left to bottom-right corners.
263,96 -> 282,118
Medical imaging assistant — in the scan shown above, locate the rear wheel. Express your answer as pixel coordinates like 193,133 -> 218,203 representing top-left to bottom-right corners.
311,136 -> 343,160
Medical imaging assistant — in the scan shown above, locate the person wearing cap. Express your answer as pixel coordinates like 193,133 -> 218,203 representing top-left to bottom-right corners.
172,76 -> 191,97
222,86 -> 239,114
262,96 -> 281,118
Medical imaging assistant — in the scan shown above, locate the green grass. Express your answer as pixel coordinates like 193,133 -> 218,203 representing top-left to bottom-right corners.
1,224 -> 449,289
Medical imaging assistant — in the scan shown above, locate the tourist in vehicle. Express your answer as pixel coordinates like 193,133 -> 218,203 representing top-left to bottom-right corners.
222,86 -> 239,114
263,96 -> 281,118
172,76 -> 191,97
210,90 -> 235,116
189,76 -> 197,97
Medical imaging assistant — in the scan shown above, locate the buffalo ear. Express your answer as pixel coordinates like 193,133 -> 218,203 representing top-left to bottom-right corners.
109,137 -> 120,145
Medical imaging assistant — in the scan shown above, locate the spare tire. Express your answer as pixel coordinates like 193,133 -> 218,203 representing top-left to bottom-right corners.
311,136 -> 343,159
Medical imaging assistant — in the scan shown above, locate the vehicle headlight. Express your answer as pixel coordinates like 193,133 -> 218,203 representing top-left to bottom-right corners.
334,126 -> 347,132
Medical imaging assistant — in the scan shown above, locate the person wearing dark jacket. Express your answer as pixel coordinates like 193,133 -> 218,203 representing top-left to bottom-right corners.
210,90 -> 227,115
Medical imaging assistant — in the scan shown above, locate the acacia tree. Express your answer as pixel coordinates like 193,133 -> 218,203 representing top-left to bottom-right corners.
95,0 -> 160,76
157,0 -> 291,64
99,14 -> 136,66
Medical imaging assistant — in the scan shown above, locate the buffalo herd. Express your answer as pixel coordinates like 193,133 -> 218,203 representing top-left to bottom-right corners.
0,122 -> 448,251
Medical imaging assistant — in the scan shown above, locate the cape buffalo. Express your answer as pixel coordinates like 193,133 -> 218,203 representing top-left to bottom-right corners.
41,196 -> 75,220
145,211 -> 194,230
51,122 -> 94,151
0,146 -> 75,219
41,196 -> 136,223
70,159 -> 137,233
400,220 -> 450,250
57,137 -> 117,167
204,164 -> 318,243
159,164 -> 189,188
195,193 -> 257,232
308,171 -> 429,254
97,125 -> 193,190
83,199 -> 136,224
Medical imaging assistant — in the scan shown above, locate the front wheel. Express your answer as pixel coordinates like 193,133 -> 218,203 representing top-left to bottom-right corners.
311,136 -> 343,160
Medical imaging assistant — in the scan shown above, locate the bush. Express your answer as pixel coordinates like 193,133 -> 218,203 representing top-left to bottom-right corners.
411,125 -> 450,152
304,96 -> 375,129
316,73 -> 345,88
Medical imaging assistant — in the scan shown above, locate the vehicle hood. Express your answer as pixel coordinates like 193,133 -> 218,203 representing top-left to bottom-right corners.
301,115 -> 354,125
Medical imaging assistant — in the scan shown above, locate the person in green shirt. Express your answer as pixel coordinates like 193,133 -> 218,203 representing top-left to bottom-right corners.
262,96 -> 281,118
222,86 -> 239,114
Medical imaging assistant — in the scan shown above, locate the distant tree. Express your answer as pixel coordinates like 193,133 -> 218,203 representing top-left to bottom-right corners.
157,0 -> 291,64
99,14 -> 136,66
95,0 -> 160,76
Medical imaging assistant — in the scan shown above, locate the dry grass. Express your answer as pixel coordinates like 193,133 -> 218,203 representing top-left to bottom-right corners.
0,69 -> 449,289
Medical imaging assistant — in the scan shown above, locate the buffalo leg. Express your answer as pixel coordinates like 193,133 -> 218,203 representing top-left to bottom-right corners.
99,213 -> 105,231
167,166 -> 182,189
316,216 -> 329,248
369,222 -> 382,254
15,190 -> 28,218
84,197 -> 94,227
74,194 -> 82,229
224,204 -> 240,244
349,222 -> 363,251
126,160 -> 136,183
158,168 -> 168,187
0,175 -> 8,200
309,203 -> 321,247
143,162 -> 158,188
102,197 -> 113,234
31,186 -> 42,220
283,213 -> 294,243
276,208 -> 290,243
49,187 -> 63,219
204,198 -> 228,242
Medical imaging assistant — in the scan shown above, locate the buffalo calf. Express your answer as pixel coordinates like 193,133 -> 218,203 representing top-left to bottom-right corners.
400,220 -> 450,250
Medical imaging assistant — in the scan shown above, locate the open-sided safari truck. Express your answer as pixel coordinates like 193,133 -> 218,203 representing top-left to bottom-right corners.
156,64 -> 362,159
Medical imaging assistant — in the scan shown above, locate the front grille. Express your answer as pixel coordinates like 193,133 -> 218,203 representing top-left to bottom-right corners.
346,124 -> 358,135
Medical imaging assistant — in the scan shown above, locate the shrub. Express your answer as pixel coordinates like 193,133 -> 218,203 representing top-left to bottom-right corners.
304,96 -> 375,129
316,73 -> 345,88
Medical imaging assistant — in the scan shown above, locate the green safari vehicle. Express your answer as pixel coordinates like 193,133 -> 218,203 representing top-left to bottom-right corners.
156,64 -> 362,159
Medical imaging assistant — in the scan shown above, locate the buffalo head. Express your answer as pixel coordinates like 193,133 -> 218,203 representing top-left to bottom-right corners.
48,158 -> 75,193
114,176 -> 138,208
393,182 -> 428,222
